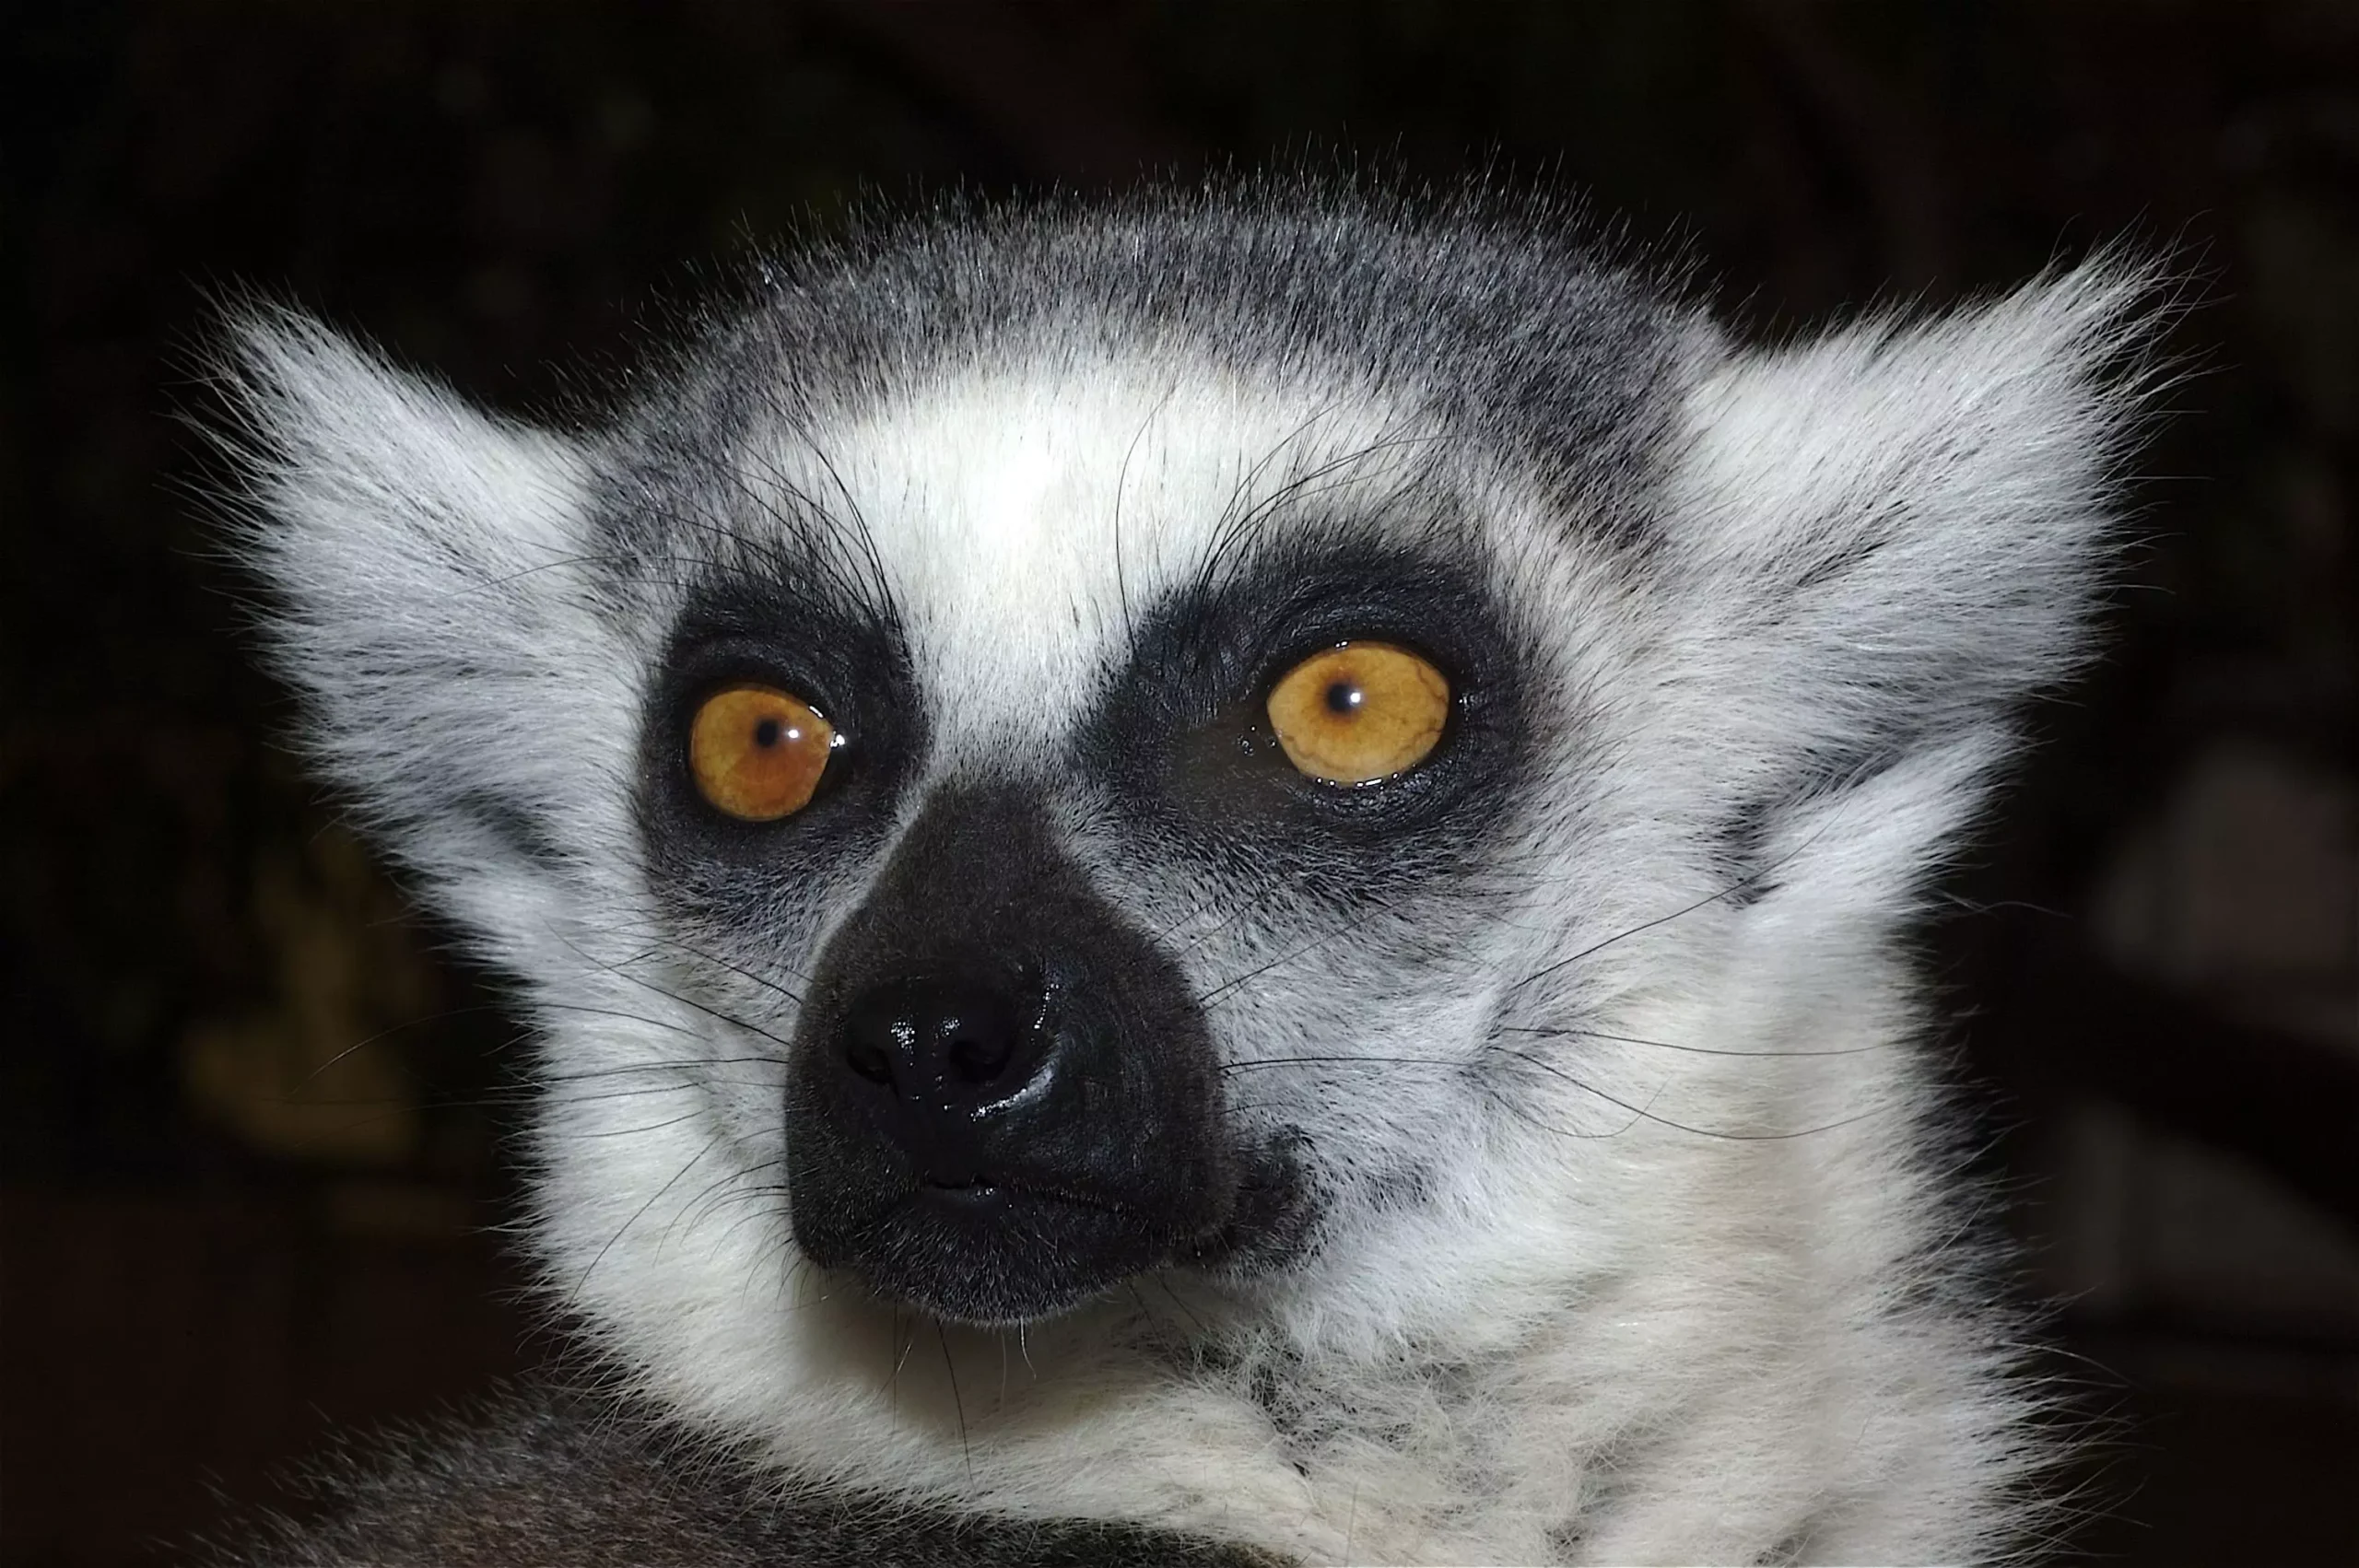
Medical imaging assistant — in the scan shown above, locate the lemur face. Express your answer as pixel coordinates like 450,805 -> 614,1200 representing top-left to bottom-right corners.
225,189 -> 2144,1541
617,358 -> 1559,1326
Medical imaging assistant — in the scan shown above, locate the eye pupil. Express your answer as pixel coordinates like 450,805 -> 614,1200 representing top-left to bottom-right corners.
1324,681 -> 1362,715
753,718 -> 782,747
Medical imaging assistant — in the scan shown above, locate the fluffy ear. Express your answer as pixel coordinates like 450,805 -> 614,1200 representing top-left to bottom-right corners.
219,312 -> 634,960
1664,261 -> 2157,840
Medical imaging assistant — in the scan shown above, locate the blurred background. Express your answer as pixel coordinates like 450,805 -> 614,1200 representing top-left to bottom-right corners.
2,4 -> 2353,1563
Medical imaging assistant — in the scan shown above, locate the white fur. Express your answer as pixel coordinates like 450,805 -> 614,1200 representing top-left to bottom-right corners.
226,255 -> 2150,1565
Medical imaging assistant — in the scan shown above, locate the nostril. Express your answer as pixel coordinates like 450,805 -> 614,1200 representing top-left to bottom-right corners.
845,1036 -> 896,1087
840,1004 -> 910,1090
927,991 -> 1021,1092
834,976 -> 1039,1111
946,1028 -> 1013,1086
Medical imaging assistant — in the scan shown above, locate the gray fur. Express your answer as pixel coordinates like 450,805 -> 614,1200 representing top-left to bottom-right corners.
219,1388 -> 1283,1568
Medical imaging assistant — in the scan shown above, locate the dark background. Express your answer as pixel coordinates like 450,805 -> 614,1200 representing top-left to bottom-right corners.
4,5 -> 2353,1564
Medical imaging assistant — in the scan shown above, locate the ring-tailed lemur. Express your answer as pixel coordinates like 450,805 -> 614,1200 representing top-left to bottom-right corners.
216,180 -> 2152,1566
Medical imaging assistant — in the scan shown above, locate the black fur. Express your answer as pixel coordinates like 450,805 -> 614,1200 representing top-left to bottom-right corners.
784,784 -> 1283,1322
218,1386 -> 1289,1568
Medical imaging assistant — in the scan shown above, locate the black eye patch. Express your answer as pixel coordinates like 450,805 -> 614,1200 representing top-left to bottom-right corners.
1073,531 -> 1536,893
634,568 -> 927,928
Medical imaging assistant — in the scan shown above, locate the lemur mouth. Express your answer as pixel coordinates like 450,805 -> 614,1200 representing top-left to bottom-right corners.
919,1178 -> 1132,1215
814,1144 -> 1309,1327
847,1183 -> 1187,1326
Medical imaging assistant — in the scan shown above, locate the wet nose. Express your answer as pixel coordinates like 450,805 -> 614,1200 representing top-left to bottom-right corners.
833,977 -> 1046,1183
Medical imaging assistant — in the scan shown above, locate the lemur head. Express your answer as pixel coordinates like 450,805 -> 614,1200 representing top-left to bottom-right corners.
224,183 -> 2145,1472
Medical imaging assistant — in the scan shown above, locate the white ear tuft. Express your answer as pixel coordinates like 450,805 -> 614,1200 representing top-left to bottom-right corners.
218,310 -> 629,954
1671,258 -> 2161,779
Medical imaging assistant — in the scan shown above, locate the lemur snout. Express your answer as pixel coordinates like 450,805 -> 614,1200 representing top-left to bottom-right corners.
781,785 -> 1295,1322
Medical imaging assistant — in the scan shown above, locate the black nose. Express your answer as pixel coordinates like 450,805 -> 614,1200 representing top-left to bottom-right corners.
834,976 -> 1046,1185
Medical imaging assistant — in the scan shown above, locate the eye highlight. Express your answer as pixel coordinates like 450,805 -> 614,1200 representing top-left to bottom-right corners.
688,685 -> 839,821
1266,641 -> 1451,786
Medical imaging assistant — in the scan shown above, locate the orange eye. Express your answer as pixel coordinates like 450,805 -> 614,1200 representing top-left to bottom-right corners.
1265,641 -> 1451,786
687,685 -> 838,821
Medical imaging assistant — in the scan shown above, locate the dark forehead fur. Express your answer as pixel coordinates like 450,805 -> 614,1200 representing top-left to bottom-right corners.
607,178 -> 1708,558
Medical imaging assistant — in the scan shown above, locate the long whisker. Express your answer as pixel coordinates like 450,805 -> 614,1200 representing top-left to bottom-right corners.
292,998 -> 553,1087
1500,811 -> 1852,1001
546,924 -> 798,1051
639,933 -> 812,1007
1492,1024 -> 1889,1059
1193,899 -> 1396,1009
536,1052 -> 789,1084
1223,1050 -> 1875,1142
1111,382 -> 1180,650
566,1130 -> 722,1313
939,1322 -> 974,1485
671,1156 -> 788,1243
